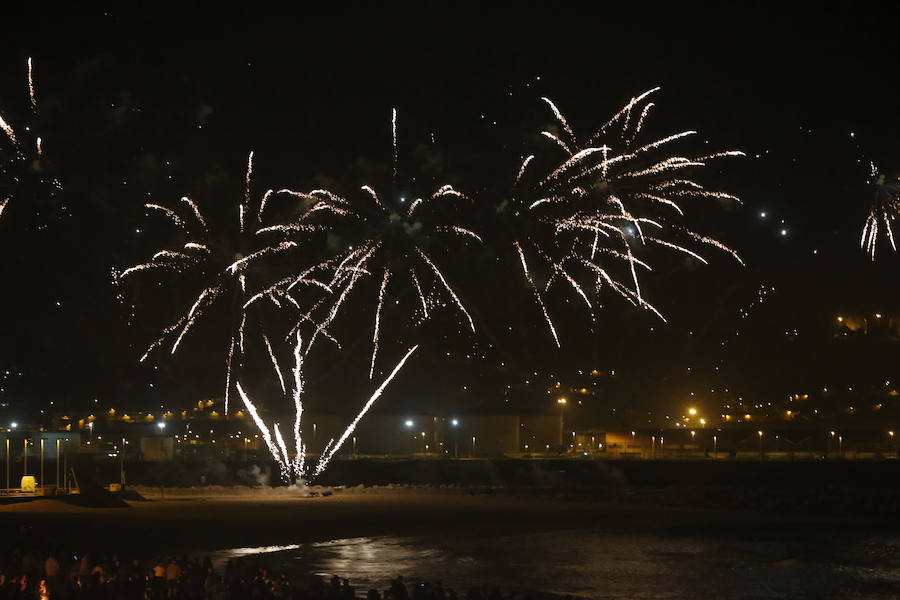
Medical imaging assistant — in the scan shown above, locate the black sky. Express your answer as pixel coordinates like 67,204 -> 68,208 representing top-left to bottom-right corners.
1,4 -> 899,427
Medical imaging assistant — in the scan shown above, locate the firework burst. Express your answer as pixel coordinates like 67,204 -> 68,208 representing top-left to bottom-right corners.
277,110 -> 481,379
120,152 -> 317,418
0,58 -> 62,228
508,89 -> 743,344
860,163 -> 900,260
230,110 -> 472,480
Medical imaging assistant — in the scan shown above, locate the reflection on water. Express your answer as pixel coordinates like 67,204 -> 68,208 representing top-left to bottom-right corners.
213,530 -> 900,599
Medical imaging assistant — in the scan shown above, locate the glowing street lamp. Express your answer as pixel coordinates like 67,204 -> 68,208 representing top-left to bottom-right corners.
557,398 -> 567,451
688,408 -> 697,416
757,430 -> 764,458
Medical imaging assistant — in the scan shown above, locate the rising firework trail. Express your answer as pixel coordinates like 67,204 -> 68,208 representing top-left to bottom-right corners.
509,89 -> 743,344
314,344 -> 418,476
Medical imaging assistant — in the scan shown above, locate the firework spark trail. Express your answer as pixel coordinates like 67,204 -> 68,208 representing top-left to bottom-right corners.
515,155 -> 535,187
416,248 -> 475,332
227,241 -> 297,274
170,287 -> 219,354
262,331 -> 286,394
392,107 -> 398,180
541,97 -> 576,147
369,269 -> 390,379
26,57 -> 36,111
224,337 -> 235,416
860,172 -> 900,259
181,197 -> 207,229
315,345 -> 419,476
235,382 -> 289,473
145,204 -> 184,227
410,268 -> 428,319
0,114 -> 15,146
291,331 -> 305,478
515,241 -> 560,347
436,225 -> 483,242
542,131 -> 572,155
273,424 -> 291,479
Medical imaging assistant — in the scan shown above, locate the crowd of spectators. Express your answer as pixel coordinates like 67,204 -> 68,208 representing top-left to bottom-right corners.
0,552 -> 559,600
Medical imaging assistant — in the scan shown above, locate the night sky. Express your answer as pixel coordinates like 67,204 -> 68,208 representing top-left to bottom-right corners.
1,5 -> 899,428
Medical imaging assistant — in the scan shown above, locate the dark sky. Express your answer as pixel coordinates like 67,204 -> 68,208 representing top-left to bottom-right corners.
1,4 -> 899,427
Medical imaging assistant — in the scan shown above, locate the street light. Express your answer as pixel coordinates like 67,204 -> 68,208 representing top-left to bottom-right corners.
713,434 -> 718,459
557,398 -> 567,451
120,436 -> 126,489
757,430 -> 764,458
56,438 -> 60,490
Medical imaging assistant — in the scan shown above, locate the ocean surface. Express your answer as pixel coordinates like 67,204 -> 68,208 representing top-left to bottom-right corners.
211,527 -> 900,599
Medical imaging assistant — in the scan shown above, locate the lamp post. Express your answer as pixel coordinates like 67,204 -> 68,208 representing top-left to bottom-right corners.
23,439 -> 28,476
758,430 -> 764,459
838,435 -> 843,458
120,436 -> 126,489
5,438 -> 9,490
56,438 -> 60,490
713,435 -> 718,459
829,430 -> 835,458
557,398 -> 567,452
62,442 -> 68,493
40,438 -> 44,490
472,435 -> 476,457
